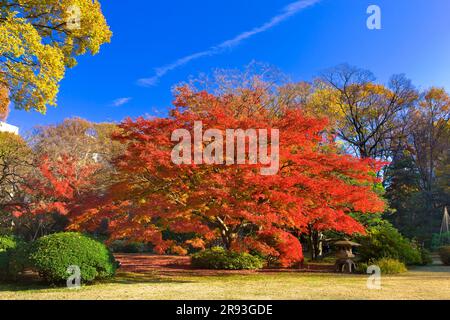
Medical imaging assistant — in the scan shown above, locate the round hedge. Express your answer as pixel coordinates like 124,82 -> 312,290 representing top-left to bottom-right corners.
29,232 -> 118,284
191,247 -> 264,270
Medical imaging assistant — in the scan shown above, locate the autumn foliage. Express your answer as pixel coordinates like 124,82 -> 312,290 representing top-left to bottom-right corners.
2,65 -> 447,266
67,87 -> 385,260
255,230 -> 304,268
0,84 -> 9,121
10,155 -> 98,239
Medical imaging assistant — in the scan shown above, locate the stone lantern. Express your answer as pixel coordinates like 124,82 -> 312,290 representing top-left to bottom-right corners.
334,240 -> 361,273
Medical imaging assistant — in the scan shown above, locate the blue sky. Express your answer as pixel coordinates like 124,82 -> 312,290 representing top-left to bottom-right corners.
9,0 -> 450,133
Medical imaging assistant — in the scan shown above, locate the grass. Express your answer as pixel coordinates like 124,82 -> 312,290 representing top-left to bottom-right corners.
1,265 -> 449,300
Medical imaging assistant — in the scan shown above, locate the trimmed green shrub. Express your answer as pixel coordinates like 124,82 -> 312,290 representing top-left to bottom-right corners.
0,236 -> 28,280
29,232 -> 118,284
191,247 -> 264,270
438,246 -> 450,266
357,258 -> 407,275
355,222 -> 422,265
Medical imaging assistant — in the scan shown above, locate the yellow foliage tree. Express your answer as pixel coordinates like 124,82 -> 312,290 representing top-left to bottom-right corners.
305,65 -> 418,159
0,83 -> 9,121
0,0 -> 112,113
409,87 -> 450,192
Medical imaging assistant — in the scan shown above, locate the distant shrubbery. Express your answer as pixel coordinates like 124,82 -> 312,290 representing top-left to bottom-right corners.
438,246 -> 450,265
109,240 -> 150,253
431,232 -> 450,251
0,235 -> 29,280
418,248 -> 433,266
357,258 -> 407,275
356,222 -> 424,265
5,241 -> 30,280
0,235 -> 21,279
191,247 -> 264,270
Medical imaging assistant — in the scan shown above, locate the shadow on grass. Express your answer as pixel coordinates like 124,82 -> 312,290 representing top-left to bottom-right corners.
0,272 -> 191,293
408,265 -> 450,273
0,276 -> 49,293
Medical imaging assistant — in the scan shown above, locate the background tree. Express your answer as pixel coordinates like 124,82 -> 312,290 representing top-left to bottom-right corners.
180,61 -> 313,117
408,87 -> 449,194
435,150 -> 450,200
13,155 -> 98,241
0,0 -> 111,113
31,118 -> 124,194
32,118 -> 122,162
383,87 -> 449,243
0,132 -> 31,233
383,150 -> 424,238
308,64 -> 417,159
1,118 -> 122,240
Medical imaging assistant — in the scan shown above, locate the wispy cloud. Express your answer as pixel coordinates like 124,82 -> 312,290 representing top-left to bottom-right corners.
138,0 -> 320,87
111,97 -> 132,107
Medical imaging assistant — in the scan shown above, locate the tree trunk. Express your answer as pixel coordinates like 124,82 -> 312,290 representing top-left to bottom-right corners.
221,234 -> 232,250
220,228 -> 237,250
308,230 -> 323,260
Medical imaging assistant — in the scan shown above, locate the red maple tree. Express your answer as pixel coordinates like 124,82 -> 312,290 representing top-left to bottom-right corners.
70,87 -> 385,262
10,155 -> 98,239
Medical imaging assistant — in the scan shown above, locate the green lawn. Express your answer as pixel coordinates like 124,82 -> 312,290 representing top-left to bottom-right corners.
1,265 -> 449,300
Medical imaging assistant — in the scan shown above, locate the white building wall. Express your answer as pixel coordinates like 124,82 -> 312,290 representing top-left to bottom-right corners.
0,121 -> 19,135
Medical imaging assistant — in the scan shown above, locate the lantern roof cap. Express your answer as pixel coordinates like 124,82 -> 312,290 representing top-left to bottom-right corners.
334,240 -> 361,247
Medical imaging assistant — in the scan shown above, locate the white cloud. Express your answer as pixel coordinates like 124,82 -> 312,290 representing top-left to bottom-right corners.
111,97 -> 132,107
138,0 -> 321,87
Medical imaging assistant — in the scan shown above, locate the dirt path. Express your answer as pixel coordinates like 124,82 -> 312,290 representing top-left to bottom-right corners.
114,254 -> 335,276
